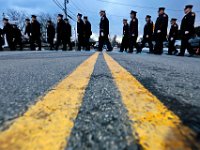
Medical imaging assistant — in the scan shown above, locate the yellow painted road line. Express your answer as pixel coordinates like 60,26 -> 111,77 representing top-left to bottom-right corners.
104,53 -> 200,150
0,52 -> 99,150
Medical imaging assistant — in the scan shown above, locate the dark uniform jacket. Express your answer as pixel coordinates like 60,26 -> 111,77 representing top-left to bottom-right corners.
123,24 -> 129,37
168,23 -> 179,40
0,28 -> 4,45
13,27 -> 22,40
143,21 -> 153,38
47,24 -> 55,39
66,23 -> 72,37
57,19 -> 66,39
31,20 -> 41,38
180,11 -> 195,36
3,23 -> 14,40
100,15 -> 109,36
25,23 -> 31,37
77,19 -> 84,36
83,21 -> 92,37
154,13 -> 169,37
130,18 -> 138,37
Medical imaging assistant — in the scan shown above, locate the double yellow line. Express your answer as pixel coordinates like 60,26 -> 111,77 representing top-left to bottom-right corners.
0,53 -> 99,150
0,52 -> 199,150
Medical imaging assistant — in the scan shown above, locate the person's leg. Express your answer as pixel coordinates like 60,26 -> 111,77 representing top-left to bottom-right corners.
55,36 -> 61,50
132,37 -> 137,51
0,38 -> 3,51
36,37 -> 41,50
30,37 -> 36,50
0,45 -> 2,51
133,37 -> 139,53
68,37 -> 73,50
154,33 -> 162,54
186,37 -> 194,55
48,38 -> 53,50
7,38 -> 15,51
0,41 -> 2,51
105,36 -> 112,51
98,36 -> 105,51
81,36 -> 84,50
138,38 -> 146,53
62,39 -> 67,51
156,39 -> 163,54
120,37 -> 125,52
86,37 -> 90,50
148,38 -> 154,53
77,36 -> 81,50
179,39 -> 186,56
129,36 -> 134,53
168,41 -> 173,55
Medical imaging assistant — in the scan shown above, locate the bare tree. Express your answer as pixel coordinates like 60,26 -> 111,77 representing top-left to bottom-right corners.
6,9 -> 29,31
38,13 -> 56,42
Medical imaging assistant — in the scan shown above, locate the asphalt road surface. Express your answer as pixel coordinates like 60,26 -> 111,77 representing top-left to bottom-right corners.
0,50 -> 199,150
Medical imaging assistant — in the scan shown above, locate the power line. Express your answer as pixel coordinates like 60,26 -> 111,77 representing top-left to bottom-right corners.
95,0 -> 200,13
52,0 -> 76,21
69,1 -> 100,29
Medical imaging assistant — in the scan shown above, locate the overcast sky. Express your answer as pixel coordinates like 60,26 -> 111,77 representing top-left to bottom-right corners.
0,0 -> 199,40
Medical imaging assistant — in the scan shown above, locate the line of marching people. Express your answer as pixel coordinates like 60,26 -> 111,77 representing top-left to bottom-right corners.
0,16 -> 41,51
0,13 -> 92,51
0,4 -> 199,56
120,5 -> 198,57
0,19 -> 23,51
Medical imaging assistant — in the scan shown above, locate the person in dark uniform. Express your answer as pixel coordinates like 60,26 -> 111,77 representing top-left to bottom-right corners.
178,5 -> 196,56
13,25 -> 23,50
198,41 -> 200,55
98,10 -> 112,52
129,10 -> 139,53
138,15 -> 154,53
30,15 -> 41,50
83,16 -> 92,51
154,7 -> 168,54
2,18 -> 15,50
64,18 -> 72,51
168,18 -> 179,55
55,14 -> 67,51
120,19 -> 129,52
0,28 -> 4,51
47,20 -> 55,50
77,13 -> 84,51
25,18 -> 31,38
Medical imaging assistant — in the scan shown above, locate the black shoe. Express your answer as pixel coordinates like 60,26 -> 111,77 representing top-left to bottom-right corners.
177,53 -> 184,56
174,50 -> 178,55
128,51 -> 133,53
188,54 -> 194,57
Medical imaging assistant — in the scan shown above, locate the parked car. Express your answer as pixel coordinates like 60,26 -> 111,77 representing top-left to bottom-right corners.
189,36 -> 200,48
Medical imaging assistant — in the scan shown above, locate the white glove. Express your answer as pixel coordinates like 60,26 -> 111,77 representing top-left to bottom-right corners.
146,35 -> 149,38
185,31 -> 189,34
132,34 -> 135,37
170,37 -> 174,41
101,32 -> 104,37
157,30 -> 161,33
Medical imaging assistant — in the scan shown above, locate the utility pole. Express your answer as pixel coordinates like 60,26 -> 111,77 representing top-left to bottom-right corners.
64,0 -> 69,18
